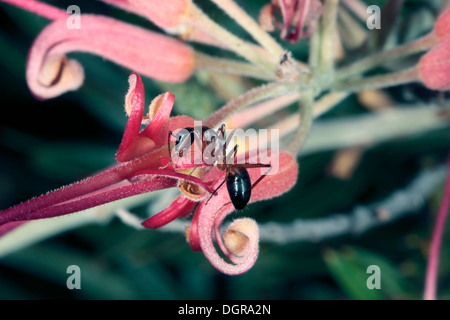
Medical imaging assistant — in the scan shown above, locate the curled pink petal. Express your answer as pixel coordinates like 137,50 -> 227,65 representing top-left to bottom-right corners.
116,73 -> 156,162
191,151 -> 298,275
101,0 -> 192,29
141,92 -> 175,141
27,14 -> 195,99
142,195 -> 195,229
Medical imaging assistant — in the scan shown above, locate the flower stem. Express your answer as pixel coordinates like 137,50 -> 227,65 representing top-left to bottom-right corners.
313,91 -> 350,117
317,0 -> 339,83
194,52 -> 275,81
287,89 -> 315,155
187,3 -> 276,73
424,154 -> 450,300
334,67 -> 420,92
208,0 -> 285,61
1,0 -> 67,20
336,33 -> 438,81
205,81 -> 300,128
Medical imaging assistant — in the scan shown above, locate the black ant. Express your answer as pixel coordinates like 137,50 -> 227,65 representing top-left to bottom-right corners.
166,124 -> 272,210
162,124 -> 226,170
206,131 -> 272,210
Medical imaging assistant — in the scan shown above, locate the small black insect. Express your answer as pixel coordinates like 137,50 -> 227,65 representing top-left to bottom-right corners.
205,127 -> 271,210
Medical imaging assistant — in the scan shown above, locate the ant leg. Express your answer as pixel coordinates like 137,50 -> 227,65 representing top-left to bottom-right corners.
217,123 -> 226,140
205,174 -> 227,204
241,163 -> 272,189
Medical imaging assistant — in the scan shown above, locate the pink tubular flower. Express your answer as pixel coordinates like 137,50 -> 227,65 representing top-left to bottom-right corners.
27,14 -> 194,99
143,150 -> 298,275
418,39 -> 450,91
100,0 -> 192,29
259,0 -> 322,43
0,73 -> 299,275
434,8 -> 450,42
0,73 -> 212,226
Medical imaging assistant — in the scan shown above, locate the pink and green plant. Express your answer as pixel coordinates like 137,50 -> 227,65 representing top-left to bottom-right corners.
0,0 -> 449,297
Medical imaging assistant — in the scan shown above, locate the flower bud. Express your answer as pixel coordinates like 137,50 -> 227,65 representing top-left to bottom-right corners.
418,39 -> 450,91
434,9 -> 450,42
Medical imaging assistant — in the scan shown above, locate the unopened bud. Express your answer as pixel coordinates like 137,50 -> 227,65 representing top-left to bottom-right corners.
418,39 -> 450,91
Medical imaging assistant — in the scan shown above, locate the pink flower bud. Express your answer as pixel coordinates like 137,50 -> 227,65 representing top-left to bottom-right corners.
27,15 -> 195,99
418,39 -> 450,91
434,9 -> 450,42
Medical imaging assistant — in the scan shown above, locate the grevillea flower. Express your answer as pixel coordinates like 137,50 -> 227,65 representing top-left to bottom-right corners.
0,73 -> 212,227
434,8 -> 450,42
258,0 -> 322,43
2,0 -> 195,99
0,73 -> 298,275
100,0 -> 192,29
418,39 -> 450,91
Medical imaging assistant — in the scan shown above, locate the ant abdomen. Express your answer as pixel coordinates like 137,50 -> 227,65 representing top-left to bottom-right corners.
226,166 -> 251,210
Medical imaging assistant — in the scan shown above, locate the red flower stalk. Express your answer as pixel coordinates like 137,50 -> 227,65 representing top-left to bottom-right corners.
259,0 -> 322,43
0,73 -> 299,275
418,39 -> 450,91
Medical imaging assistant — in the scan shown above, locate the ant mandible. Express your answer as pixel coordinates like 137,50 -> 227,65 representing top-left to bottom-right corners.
166,124 -> 272,210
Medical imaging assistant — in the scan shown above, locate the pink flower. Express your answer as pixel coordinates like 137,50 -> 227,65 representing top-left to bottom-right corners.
418,39 -> 450,91
434,8 -> 450,42
0,73 -> 299,275
0,73 -> 212,226
259,0 -> 322,43
100,0 -> 191,29
3,0 -> 195,99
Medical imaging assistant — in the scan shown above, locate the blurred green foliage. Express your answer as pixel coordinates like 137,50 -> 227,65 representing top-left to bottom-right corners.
0,0 -> 449,300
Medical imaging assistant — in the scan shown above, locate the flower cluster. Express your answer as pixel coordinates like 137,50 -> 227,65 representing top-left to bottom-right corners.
0,0 -> 449,295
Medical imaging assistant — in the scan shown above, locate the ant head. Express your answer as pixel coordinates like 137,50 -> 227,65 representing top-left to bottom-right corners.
173,127 -> 194,157
201,127 -> 219,146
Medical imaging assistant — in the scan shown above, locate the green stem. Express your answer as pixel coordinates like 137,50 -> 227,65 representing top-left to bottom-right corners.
308,16 -> 321,71
194,52 -> 275,81
313,91 -> 350,118
208,0 -> 285,61
205,81 -> 300,127
317,0 -> 339,79
287,89 -> 315,155
336,33 -> 438,81
188,4 -> 276,73
334,67 -> 420,92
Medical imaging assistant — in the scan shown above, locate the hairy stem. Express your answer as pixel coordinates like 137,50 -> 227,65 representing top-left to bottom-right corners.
208,0 -> 285,61
194,52 -> 275,81
287,89 -> 315,155
188,3 -> 276,73
334,67 -> 420,92
336,33 -> 438,81
205,81 -> 300,128
317,0 -> 339,82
